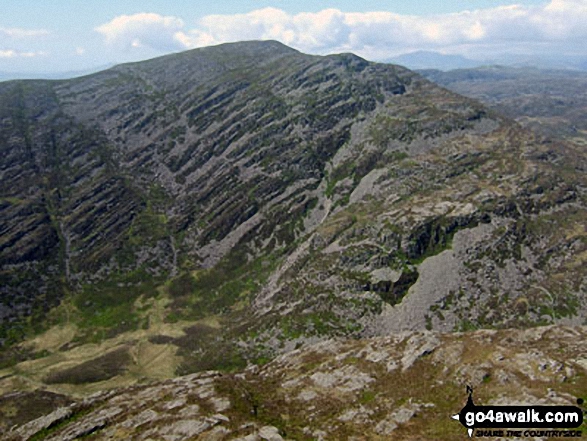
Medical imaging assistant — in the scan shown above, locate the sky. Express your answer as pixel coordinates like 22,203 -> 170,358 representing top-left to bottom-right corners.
1,0 -> 586,74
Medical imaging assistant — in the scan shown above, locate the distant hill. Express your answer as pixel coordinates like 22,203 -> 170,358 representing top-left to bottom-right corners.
489,53 -> 587,71
0,65 -> 114,82
385,51 -> 587,72
420,66 -> 587,142
386,50 -> 485,70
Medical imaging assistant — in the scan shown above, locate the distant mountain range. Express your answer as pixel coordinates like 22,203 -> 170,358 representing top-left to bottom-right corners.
420,65 -> 587,141
0,65 -> 114,82
3,51 -> 587,82
4,49 -> 587,82
385,51 -> 485,70
385,50 -> 587,71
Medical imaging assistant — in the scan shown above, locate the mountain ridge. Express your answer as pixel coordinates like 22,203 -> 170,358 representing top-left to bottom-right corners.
0,40 -> 586,381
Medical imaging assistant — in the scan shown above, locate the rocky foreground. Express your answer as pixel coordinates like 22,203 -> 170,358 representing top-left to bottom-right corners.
4,325 -> 586,440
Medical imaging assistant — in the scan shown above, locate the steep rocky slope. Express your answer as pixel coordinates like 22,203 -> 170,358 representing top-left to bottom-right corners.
0,41 -> 586,377
4,326 -> 587,440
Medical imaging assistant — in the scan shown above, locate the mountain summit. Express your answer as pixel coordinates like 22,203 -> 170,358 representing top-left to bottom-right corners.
0,41 -> 586,379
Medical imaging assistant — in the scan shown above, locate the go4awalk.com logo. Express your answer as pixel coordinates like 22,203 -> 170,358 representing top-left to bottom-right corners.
451,386 -> 585,438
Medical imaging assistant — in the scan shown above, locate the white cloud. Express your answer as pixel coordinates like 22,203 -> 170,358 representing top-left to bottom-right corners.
20,51 -> 47,58
185,0 -> 587,58
95,1 -> 587,59
0,49 -> 46,58
0,27 -> 49,39
95,13 -> 185,51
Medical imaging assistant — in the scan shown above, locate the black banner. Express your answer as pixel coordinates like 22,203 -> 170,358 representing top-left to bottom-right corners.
452,387 -> 584,437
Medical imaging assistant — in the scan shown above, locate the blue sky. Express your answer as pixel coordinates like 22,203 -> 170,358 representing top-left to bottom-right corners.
1,0 -> 585,73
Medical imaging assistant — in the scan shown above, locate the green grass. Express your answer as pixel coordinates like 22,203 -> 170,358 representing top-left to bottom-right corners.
168,247 -> 282,321
69,268 -> 162,342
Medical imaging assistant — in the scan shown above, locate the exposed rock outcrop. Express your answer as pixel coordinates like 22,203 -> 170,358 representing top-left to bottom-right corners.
4,326 -> 586,440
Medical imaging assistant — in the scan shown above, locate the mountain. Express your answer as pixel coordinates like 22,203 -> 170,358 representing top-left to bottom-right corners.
386,51 -> 485,71
485,54 -> 587,71
0,40 -> 586,391
385,51 -> 587,72
420,66 -> 587,143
